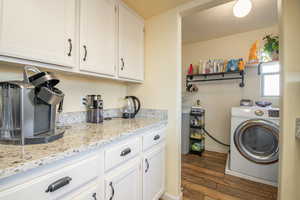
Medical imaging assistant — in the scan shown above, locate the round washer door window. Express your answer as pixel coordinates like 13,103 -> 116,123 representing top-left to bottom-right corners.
234,119 -> 279,164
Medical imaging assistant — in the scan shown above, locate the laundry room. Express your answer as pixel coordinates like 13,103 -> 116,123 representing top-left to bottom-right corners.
181,0 -> 280,199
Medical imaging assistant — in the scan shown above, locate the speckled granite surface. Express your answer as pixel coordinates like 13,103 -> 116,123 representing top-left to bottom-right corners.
0,116 -> 167,180
57,108 -> 167,124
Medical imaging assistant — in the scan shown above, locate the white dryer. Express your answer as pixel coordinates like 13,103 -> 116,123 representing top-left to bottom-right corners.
227,106 -> 279,186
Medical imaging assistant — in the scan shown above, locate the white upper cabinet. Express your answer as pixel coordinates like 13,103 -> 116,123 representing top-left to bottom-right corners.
118,3 -> 144,81
79,0 -> 116,76
0,0 -> 77,67
0,0 -> 144,82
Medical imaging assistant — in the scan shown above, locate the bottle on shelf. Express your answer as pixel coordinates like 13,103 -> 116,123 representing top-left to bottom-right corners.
238,58 -> 245,71
198,60 -> 203,74
188,64 -> 193,75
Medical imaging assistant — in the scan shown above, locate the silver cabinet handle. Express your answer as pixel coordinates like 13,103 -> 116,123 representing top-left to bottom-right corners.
120,58 -> 125,70
109,182 -> 115,200
67,39 -> 72,56
120,147 -> 131,157
45,176 -> 72,193
145,158 -> 149,173
154,135 -> 160,141
92,193 -> 97,200
83,45 -> 87,61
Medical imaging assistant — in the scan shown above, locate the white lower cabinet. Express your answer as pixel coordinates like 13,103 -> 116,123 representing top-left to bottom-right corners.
103,131 -> 165,200
104,158 -> 141,200
70,184 -> 100,200
0,128 -> 166,200
0,154 -> 101,200
143,144 -> 165,200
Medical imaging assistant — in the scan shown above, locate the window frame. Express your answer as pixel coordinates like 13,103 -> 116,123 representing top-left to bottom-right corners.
260,61 -> 280,98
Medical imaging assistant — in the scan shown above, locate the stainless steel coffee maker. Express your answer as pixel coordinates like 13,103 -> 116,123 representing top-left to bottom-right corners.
83,95 -> 103,123
0,66 -> 65,145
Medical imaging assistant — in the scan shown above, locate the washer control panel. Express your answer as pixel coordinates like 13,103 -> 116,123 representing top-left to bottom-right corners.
253,108 -> 280,118
268,109 -> 280,118
254,110 -> 264,116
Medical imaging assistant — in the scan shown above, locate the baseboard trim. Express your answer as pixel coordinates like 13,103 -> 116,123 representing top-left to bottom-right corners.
161,192 -> 183,200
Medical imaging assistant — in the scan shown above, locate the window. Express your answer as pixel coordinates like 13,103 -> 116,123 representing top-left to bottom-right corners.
261,61 -> 280,97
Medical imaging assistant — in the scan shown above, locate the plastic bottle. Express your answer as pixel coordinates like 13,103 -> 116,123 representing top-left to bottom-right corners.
188,64 -> 193,75
198,60 -> 203,74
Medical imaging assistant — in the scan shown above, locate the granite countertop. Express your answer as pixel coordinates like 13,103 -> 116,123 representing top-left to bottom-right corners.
0,117 -> 167,180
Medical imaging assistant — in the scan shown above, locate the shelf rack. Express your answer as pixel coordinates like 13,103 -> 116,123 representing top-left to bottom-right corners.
186,71 -> 245,91
189,110 -> 205,156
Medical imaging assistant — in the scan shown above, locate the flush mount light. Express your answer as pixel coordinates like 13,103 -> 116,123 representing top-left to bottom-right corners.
233,0 -> 252,18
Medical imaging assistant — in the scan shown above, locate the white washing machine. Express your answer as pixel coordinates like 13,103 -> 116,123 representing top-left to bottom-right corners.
227,106 -> 279,186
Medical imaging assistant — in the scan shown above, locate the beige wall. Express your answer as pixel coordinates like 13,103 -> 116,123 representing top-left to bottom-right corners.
127,0 -> 235,198
278,0 -> 300,199
182,26 -> 279,153
0,63 -> 127,112
127,10 -> 182,197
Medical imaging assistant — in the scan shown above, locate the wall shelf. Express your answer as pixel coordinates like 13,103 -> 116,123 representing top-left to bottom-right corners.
186,71 -> 245,91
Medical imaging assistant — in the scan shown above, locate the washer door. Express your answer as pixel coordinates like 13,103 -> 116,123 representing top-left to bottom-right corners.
234,119 -> 279,164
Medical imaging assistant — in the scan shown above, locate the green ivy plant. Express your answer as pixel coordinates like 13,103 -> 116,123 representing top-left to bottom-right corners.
263,34 -> 279,54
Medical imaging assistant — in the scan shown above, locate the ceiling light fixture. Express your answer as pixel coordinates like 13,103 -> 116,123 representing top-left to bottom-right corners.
233,0 -> 252,18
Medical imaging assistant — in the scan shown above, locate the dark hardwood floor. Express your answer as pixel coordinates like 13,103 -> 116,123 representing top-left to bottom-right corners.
182,151 -> 278,200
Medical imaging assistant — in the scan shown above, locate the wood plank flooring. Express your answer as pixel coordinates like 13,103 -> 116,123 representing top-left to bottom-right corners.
182,151 -> 278,200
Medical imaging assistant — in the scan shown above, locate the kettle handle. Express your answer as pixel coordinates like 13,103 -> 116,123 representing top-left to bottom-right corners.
131,96 -> 141,116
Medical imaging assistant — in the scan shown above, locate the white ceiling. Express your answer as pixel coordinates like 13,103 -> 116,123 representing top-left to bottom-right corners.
182,0 -> 278,44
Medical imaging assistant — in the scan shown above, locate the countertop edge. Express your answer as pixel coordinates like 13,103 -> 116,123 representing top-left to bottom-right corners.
0,119 -> 167,181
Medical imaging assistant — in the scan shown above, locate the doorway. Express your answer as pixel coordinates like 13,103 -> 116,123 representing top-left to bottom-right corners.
180,0 -> 279,199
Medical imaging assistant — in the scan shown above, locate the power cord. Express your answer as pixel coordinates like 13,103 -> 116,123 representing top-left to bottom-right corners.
203,128 -> 230,147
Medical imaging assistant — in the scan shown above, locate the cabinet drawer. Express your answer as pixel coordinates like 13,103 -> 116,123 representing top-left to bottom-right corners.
142,129 -> 165,152
0,155 -> 100,200
105,137 -> 140,171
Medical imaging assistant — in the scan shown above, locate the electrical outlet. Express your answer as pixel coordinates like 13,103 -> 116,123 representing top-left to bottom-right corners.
80,96 -> 86,108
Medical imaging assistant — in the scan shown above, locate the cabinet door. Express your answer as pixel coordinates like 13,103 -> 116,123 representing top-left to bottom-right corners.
80,0 -> 116,76
118,4 -> 144,81
0,0 -> 76,67
71,184 -> 101,200
143,144 -> 165,200
105,159 -> 141,200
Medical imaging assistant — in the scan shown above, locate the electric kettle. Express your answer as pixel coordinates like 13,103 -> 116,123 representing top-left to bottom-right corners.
122,96 -> 141,118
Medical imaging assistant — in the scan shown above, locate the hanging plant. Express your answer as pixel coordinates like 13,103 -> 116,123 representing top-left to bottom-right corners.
263,34 -> 279,61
